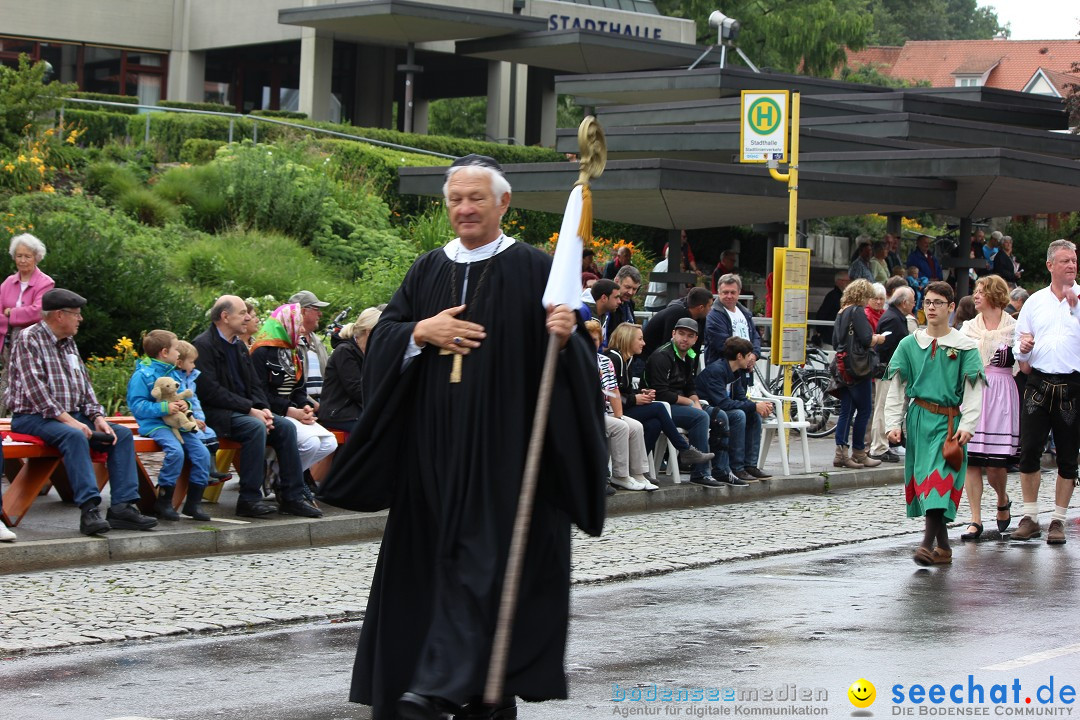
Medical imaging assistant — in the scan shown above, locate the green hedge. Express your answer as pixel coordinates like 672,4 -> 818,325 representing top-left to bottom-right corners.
64,109 -> 133,145
252,109 -> 308,120
157,100 -> 236,113
179,138 -> 226,164
128,112 -> 263,160
300,120 -> 562,164
317,138 -> 451,200
69,92 -> 140,114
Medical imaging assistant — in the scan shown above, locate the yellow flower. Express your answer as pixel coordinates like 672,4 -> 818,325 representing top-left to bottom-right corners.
42,184 -> 55,193
66,134 -> 76,145
3,164 -> 13,173
16,154 -> 27,163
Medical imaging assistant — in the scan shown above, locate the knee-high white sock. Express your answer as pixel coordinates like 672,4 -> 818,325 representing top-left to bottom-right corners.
1052,505 -> 1068,523
1024,502 -> 1039,521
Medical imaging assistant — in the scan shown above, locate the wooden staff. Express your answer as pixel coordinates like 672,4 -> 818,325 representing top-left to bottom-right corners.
484,117 -> 607,706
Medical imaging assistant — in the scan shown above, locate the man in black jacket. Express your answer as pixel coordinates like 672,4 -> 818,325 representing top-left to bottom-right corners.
192,295 -> 322,519
644,318 -> 717,486
642,287 -> 714,360
868,286 -> 913,462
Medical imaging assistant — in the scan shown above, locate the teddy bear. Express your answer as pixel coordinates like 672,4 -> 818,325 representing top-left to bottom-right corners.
151,376 -> 198,442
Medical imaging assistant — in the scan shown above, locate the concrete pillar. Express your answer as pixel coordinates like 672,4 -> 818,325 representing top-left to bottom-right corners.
539,80 -> 557,148
957,217 -> 972,299
525,66 -> 556,147
486,60 -> 511,143
886,213 -> 902,239
298,30 -> 333,121
413,98 -> 430,135
353,45 -> 395,128
167,50 -> 205,103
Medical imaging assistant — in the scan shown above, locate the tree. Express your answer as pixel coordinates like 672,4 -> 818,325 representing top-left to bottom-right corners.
1066,29 -> 1080,133
0,55 -> 76,149
428,97 -> 487,140
655,0 -> 872,77
840,63 -> 928,88
867,0 -> 1004,44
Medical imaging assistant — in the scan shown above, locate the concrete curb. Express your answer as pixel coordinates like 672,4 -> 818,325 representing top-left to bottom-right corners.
0,466 -> 904,575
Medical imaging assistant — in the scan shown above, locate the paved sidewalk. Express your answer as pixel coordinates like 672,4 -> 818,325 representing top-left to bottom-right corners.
0,433 -> 902,574
0,468 -> 1074,656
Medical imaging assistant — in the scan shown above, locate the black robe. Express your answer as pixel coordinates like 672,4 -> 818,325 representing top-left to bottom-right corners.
319,241 -> 608,718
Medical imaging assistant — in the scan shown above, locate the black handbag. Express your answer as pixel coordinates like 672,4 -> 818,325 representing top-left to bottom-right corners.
833,307 -> 878,384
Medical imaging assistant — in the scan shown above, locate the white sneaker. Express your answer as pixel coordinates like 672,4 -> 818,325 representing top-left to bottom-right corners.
893,445 -> 906,456
0,523 -> 16,542
633,475 -> 660,491
610,476 -> 647,491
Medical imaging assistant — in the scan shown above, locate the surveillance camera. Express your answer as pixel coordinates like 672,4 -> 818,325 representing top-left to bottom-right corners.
708,10 -> 741,43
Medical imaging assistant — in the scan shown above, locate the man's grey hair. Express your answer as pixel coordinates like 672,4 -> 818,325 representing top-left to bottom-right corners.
717,273 -> 742,291
9,233 -> 46,262
886,286 -> 913,307
990,230 -> 1004,242
209,296 -> 238,324
614,265 -> 642,285
442,164 -> 512,204
1047,238 -> 1076,263
1010,287 -> 1029,303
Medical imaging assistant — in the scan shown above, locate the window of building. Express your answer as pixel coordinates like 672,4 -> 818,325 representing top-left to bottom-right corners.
955,76 -> 982,87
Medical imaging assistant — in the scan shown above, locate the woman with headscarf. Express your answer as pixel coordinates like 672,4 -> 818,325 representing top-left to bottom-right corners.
250,303 -> 337,472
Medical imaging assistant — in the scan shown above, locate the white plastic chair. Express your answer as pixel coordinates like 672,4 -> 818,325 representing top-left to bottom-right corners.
749,374 -> 812,476
650,401 -> 685,482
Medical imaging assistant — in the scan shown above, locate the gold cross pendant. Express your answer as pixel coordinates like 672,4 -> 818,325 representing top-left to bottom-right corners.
438,348 -> 463,383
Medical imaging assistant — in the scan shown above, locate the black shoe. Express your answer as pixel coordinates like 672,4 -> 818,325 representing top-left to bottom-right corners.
721,473 -> 749,487
398,692 -> 457,720
278,497 -> 324,518
605,484 -> 617,496
236,498 -> 278,518
871,451 -> 900,463
455,698 -> 518,719
732,468 -> 757,482
153,485 -> 180,521
80,506 -> 111,535
182,484 -> 211,521
106,503 -> 158,531
690,475 -> 724,487
743,466 -> 772,479
208,469 -> 232,484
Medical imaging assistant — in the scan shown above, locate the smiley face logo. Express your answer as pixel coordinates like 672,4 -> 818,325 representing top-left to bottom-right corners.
848,679 -> 876,708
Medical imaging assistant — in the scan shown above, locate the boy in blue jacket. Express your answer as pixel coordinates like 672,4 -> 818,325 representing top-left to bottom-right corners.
126,330 -> 211,521
172,340 -> 229,484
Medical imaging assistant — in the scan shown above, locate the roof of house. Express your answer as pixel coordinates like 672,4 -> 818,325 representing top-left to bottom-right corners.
844,39 -> 1080,93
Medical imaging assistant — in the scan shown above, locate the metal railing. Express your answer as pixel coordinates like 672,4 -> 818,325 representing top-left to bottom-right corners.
58,97 -> 457,159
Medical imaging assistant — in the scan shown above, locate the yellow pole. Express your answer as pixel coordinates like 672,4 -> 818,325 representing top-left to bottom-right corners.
782,93 -> 800,406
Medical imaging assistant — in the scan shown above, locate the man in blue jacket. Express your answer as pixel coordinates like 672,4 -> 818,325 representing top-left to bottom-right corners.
697,337 -> 774,482
705,273 -> 761,368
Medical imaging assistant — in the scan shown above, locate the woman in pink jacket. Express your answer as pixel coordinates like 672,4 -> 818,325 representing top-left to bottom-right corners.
0,233 -> 55,410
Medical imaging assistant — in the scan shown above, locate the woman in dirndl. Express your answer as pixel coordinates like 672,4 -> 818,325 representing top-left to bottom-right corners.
885,281 -> 985,566
958,275 -> 1020,540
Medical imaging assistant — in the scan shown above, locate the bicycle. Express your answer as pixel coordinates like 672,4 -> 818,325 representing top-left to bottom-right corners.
759,348 -> 839,438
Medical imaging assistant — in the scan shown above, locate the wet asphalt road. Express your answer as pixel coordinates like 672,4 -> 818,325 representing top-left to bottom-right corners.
4,530 -> 1080,720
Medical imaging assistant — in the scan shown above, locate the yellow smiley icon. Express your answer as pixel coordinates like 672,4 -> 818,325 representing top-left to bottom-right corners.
848,678 -> 876,709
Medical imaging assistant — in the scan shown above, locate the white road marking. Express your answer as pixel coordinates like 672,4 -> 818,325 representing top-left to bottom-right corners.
982,642 -> 1080,671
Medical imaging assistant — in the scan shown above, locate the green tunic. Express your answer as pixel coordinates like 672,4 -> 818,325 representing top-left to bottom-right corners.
885,332 -> 985,521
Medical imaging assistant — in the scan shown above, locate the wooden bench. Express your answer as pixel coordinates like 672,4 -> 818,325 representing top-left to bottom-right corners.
1,417 -> 346,525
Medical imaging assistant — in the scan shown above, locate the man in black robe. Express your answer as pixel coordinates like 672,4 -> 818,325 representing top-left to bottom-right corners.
320,155 -> 608,720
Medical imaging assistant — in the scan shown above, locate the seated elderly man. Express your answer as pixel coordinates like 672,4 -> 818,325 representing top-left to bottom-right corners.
192,295 -> 322,519
288,290 -> 330,405
4,289 -> 157,535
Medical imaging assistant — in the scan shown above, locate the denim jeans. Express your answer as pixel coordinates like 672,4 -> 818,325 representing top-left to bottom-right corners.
716,407 -> 763,471
220,412 -> 305,503
626,401 -> 690,454
669,404 -> 710,477
148,428 -> 211,488
10,412 -> 140,508
835,379 -> 873,451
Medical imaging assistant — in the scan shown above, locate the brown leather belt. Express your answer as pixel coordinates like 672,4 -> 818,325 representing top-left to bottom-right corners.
913,398 -> 960,418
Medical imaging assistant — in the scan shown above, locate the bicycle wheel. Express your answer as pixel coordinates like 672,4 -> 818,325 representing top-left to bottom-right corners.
793,371 -> 838,438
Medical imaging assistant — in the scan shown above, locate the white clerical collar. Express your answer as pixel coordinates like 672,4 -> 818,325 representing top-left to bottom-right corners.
443,234 -> 515,262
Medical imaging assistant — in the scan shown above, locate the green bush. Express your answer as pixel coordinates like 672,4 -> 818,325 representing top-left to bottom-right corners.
179,138 -> 226,164
317,137 -> 451,209
84,161 -> 143,201
152,163 -> 227,231
0,56 -> 76,149
158,100 -> 236,114
1005,214 -> 1080,290
129,113 -> 262,160
69,92 -> 140,114
0,192 -> 204,356
117,187 -> 180,226
252,109 -> 308,120
64,109 -> 133,146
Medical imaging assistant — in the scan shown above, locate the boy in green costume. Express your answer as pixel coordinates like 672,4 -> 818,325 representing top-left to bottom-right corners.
885,281 -> 985,566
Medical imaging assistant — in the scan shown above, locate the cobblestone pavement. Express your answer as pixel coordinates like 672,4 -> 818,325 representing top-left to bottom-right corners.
0,478 -> 1072,656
